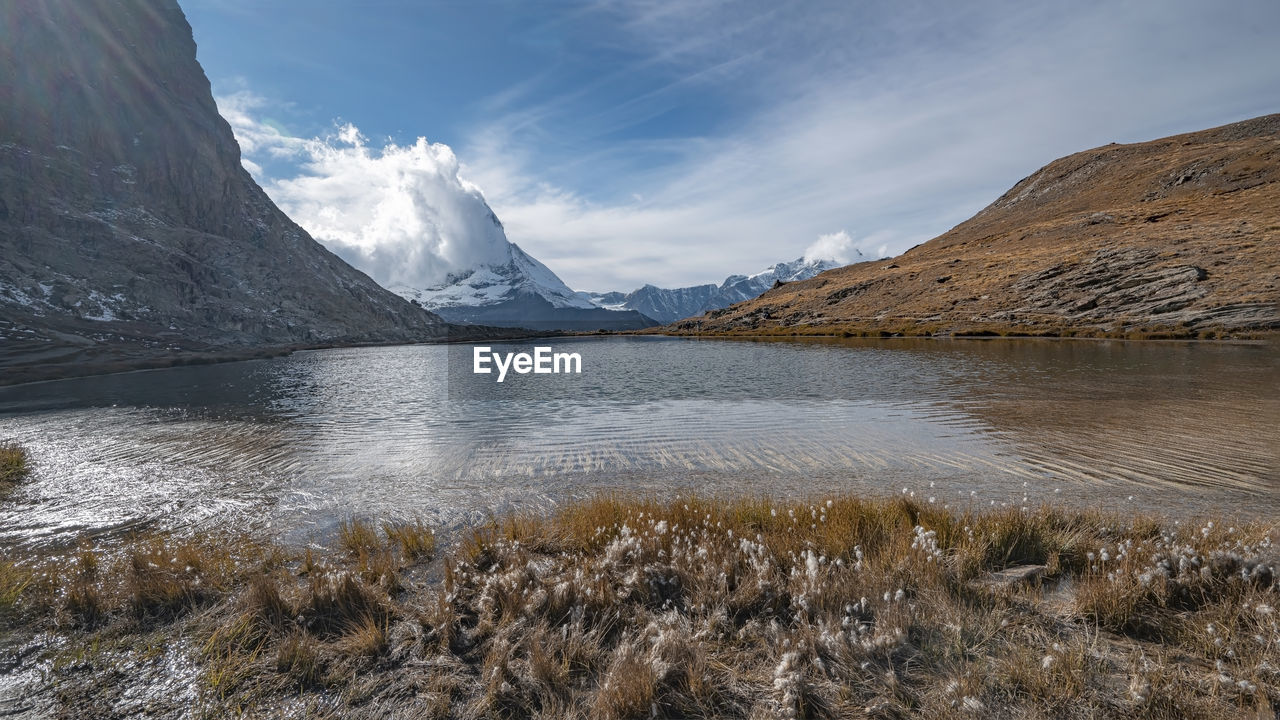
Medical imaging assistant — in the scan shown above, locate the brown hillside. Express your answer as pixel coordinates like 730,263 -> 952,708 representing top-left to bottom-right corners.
672,114 -> 1280,339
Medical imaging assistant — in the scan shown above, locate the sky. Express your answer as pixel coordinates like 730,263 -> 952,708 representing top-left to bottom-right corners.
184,0 -> 1280,292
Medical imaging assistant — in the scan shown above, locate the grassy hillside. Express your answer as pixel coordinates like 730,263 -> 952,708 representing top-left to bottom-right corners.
670,115 -> 1280,339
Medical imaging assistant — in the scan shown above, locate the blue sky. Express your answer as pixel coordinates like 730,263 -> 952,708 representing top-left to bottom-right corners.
185,0 -> 1280,291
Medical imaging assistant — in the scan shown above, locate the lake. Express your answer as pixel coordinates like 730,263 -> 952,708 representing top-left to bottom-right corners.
1,336 -> 1276,547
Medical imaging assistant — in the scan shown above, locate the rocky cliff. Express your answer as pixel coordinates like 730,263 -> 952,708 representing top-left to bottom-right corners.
0,0 -> 457,383
671,115 -> 1280,339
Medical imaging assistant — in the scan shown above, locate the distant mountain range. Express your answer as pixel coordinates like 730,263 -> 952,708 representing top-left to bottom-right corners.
580,255 -> 855,324
373,190 -> 853,329
674,115 -> 1280,338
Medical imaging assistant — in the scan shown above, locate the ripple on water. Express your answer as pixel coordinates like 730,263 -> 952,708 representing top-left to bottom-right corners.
0,337 -> 1276,546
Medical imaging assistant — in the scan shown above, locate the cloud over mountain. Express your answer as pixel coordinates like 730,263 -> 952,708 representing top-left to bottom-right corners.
804,231 -> 884,265
217,93 -> 511,291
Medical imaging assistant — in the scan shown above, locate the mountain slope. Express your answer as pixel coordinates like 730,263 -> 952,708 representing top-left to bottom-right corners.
0,0 -> 458,382
586,256 -> 849,324
672,115 -> 1280,338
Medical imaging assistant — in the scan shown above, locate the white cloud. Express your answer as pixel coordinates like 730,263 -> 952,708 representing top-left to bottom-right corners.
218,93 -> 513,291
271,132 -> 513,290
216,91 -> 306,161
804,231 -> 874,264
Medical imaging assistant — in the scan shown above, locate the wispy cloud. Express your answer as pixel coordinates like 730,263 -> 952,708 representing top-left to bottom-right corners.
216,0 -> 1280,293
458,0 -> 1280,290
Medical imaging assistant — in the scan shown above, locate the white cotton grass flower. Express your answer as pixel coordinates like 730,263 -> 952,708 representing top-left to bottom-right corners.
1130,679 -> 1150,703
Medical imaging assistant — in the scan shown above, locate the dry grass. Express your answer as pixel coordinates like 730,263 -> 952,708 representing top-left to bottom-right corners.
337,517 -> 381,556
0,441 -> 29,491
0,558 -> 33,622
384,519 -> 436,561
2,496 -> 1276,718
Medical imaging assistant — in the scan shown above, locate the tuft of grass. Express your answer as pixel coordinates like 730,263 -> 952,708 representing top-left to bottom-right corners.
336,613 -> 390,658
383,519 -> 436,562
64,547 -> 105,628
0,442 -> 30,491
591,643 -> 658,720
0,558 -> 33,622
244,574 -> 292,631
337,518 -> 381,557
126,534 -> 246,620
300,572 -> 390,638
275,630 -> 324,688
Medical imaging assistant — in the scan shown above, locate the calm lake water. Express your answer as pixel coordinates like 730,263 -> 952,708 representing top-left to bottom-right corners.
0,336 -> 1276,546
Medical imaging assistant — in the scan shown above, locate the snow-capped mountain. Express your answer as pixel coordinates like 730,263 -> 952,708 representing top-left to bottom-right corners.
221,103 -> 657,333
391,242 -> 594,312
392,242 -> 657,331
582,254 -> 857,324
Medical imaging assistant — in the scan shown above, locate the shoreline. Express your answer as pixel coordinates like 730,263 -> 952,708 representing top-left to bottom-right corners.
2,492 -> 1276,718
4,323 -> 1273,389
0,327 -> 564,389
632,331 -> 1278,347
647,323 -> 1280,343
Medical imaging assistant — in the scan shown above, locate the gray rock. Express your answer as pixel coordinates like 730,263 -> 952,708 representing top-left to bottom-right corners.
0,0 -> 456,382
1009,247 -> 1255,328
980,564 -> 1049,589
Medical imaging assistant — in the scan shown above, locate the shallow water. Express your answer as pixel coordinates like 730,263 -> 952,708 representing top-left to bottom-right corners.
0,336 -> 1276,546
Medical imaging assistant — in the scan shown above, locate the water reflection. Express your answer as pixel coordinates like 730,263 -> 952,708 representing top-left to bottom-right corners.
0,336 -> 1275,547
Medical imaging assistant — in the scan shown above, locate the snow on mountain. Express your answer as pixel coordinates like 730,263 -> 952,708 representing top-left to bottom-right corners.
584,254 -> 858,324
389,239 -> 658,331
391,242 -> 596,312
575,290 -> 627,310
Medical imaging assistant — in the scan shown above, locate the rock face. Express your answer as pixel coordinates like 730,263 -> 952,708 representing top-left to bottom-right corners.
585,256 -> 850,324
673,115 -> 1280,338
0,0 -> 453,382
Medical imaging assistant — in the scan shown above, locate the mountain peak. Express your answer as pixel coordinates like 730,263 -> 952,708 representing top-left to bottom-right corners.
391,232 -> 657,331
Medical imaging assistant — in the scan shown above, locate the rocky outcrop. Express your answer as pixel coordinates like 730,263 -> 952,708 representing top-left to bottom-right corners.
0,0 -> 459,383
1007,248 -> 1210,322
671,115 -> 1280,338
